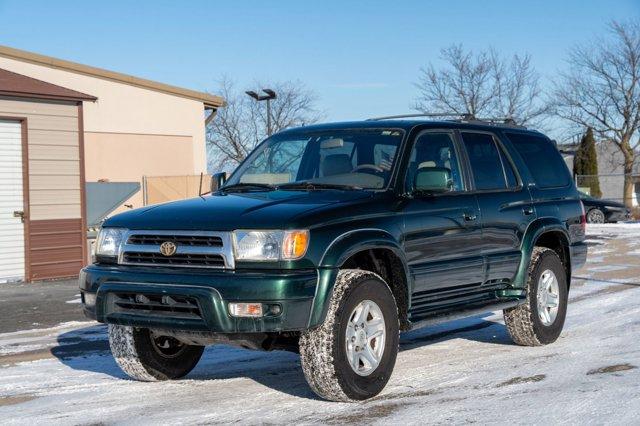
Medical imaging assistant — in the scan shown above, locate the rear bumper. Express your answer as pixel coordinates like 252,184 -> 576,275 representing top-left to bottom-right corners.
79,265 -> 320,333
570,242 -> 588,273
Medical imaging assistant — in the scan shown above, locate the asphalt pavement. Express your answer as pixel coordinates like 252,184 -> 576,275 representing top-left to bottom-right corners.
0,279 -> 85,333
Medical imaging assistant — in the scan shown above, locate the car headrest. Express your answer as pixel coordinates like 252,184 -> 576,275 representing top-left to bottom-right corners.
418,161 -> 437,169
322,154 -> 352,176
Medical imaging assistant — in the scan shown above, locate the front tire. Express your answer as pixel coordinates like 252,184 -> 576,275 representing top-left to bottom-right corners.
587,208 -> 605,224
299,269 -> 399,402
109,325 -> 204,381
503,247 -> 568,346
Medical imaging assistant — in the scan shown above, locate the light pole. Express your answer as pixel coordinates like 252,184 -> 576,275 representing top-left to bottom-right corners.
245,89 -> 277,136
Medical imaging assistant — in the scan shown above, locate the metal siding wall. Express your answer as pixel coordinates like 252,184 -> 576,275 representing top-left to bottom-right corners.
0,97 -> 84,280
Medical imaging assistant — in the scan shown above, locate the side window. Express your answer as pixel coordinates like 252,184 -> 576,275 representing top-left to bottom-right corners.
406,132 -> 464,192
461,132 -> 510,191
504,132 -> 571,188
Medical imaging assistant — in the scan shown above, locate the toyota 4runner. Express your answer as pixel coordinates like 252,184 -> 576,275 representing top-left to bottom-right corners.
81,115 -> 587,401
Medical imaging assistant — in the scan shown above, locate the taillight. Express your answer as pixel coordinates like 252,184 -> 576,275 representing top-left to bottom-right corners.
580,201 -> 586,232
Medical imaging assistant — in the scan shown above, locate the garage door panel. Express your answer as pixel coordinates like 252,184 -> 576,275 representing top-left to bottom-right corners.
0,120 -> 25,282
29,160 -> 80,175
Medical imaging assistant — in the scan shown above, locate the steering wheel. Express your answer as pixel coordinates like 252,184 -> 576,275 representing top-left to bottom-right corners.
352,164 -> 385,174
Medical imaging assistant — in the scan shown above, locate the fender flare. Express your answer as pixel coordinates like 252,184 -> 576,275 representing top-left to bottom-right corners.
308,229 -> 411,328
512,218 -> 571,289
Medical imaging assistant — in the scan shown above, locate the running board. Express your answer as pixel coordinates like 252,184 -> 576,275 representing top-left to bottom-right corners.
408,299 -> 524,331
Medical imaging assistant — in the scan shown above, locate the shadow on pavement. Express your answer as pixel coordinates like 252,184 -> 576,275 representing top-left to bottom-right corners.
51,314 -> 512,400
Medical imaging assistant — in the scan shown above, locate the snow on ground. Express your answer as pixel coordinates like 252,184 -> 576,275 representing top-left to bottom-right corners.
1,224 -> 640,425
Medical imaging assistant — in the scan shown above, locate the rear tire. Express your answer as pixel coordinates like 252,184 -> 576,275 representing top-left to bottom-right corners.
108,325 -> 204,381
503,247 -> 568,346
299,269 -> 399,402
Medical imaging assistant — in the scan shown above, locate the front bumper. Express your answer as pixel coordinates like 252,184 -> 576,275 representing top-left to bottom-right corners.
605,210 -> 631,223
80,264 -> 325,333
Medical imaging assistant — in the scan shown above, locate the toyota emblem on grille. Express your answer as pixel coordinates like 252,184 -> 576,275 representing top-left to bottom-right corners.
159,241 -> 177,257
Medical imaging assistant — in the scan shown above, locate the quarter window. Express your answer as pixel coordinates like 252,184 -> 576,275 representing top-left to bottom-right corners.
504,132 -> 571,188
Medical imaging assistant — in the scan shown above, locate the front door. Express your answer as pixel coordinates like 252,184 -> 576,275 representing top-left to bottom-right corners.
0,120 -> 26,282
401,130 -> 483,320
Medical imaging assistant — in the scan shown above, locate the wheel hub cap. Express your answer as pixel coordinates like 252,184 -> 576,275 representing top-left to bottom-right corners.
345,299 -> 386,376
537,269 -> 560,326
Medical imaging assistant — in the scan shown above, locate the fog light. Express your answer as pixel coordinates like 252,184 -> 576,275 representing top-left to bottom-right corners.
229,303 -> 263,317
83,292 -> 96,307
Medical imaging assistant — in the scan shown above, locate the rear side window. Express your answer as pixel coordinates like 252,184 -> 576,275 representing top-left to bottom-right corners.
505,132 -> 570,188
461,132 -> 512,190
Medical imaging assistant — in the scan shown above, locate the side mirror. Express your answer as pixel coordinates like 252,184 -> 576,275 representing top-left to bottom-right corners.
414,167 -> 452,194
210,172 -> 227,192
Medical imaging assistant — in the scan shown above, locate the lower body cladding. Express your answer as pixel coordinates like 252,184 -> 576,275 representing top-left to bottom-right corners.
79,265 -> 335,350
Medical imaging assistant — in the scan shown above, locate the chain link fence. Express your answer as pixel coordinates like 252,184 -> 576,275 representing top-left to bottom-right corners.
142,174 -> 211,206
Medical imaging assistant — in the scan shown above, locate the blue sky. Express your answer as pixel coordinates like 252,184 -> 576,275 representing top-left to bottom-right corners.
0,0 -> 638,124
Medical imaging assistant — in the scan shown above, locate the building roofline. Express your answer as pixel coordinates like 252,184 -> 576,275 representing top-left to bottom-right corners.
0,67 -> 97,102
0,45 -> 225,108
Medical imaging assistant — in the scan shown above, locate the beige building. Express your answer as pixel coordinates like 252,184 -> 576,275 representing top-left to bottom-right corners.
0,45 -> 224,282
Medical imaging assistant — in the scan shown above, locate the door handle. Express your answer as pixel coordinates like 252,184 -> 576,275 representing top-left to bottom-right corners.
522,206 -> 534,216
13,210 -> 25,223
463,211 -> 477,221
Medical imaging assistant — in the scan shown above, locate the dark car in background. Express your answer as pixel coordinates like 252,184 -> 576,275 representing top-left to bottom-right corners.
579,192 -> 631,223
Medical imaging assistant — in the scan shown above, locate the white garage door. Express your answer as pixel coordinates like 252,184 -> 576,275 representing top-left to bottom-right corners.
0,120 -> 25,283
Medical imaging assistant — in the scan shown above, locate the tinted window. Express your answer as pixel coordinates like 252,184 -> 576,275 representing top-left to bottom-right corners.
406,132 -> 464,192
461,132 -> 508,190
505,132 -> 570,188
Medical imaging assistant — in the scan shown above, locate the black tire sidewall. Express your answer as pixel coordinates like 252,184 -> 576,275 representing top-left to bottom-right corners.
133,328 -> 204,380
332,277 -> 399,401
529,251 -> 568,344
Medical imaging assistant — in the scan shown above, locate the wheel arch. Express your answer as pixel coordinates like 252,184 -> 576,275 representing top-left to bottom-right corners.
515,219 -> 572,289
310,229 -> 411,330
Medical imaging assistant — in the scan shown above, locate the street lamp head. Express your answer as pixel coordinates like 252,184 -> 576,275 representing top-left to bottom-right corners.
262,89 -> 277,99
245,90 -> 260,100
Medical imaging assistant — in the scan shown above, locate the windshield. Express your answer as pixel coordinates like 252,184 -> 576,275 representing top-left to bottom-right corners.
224,129 -> 404,190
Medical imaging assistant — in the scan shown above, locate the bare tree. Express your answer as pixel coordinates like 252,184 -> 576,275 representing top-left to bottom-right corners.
554,20 -> 640,207
414,45 -> 548,125
206,77 -> 320,172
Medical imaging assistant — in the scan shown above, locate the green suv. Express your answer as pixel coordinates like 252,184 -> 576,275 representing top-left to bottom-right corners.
80,116 -> 587,401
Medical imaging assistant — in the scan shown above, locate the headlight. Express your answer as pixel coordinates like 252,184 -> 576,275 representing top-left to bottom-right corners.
233,230 -> 309,261
95,227 -> 127,258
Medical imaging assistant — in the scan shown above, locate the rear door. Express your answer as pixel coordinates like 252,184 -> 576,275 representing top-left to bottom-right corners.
459,131 -> 534,284
0,120 -> 26,282
401,130 -> 483,318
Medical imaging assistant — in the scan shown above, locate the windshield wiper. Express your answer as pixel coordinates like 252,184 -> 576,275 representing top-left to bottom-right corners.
277,181 -> 363,191
219,182 -> 276,193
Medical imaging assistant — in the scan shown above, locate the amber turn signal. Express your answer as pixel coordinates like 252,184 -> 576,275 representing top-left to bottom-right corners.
282,230 -> 309,260
229,303 -> 263,317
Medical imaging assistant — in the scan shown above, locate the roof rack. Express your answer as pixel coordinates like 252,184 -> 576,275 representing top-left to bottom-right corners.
366,113 -> 525,129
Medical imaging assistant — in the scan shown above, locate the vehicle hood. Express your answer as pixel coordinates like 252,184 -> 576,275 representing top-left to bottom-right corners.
103,190 -> 374,231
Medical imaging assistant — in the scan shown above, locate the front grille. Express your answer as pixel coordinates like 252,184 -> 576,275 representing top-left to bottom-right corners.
112,292 -> 202,319
123,252 -> 226,267
128,234 -> 223,247
118,230 -> 234,269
